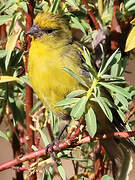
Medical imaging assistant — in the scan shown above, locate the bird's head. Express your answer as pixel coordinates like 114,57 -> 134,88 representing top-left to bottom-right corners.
27,12 -> 72,46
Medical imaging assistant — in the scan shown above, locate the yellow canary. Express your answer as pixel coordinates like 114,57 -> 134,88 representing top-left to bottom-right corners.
28,13 -> 106,123
28,12 -> 134,179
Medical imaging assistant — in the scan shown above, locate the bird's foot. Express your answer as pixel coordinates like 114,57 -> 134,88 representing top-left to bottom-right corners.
45,124 -> 68,165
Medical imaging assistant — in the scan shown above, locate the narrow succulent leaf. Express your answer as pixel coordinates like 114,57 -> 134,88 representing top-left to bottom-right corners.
0,15 -> 12,26
92,97 -> 113,122
66,90 -> 86,98
31,145 -> 38,151
99,49 -> 119,76
85,107 -> 97,137
101,175 -> 114,180
83,46 -> 92,67
19,75 -> 32,87
38,129 -> 49,146
58,165 -> 66,180
125,26 -> 135,52
30,101 -> 43,114
99,82 -> 131,99
70,96 -> 88,119
0,76 -> 20,83
55,98 -> 80,107
0,50 -> 6,58
71,16 -> 87,34
0,130 -> 8,141
65,0 -> 79,9
62,67 -> 89,88
114,94 -> 129,109
51,0 -> 60,13
5,30 -> 21,70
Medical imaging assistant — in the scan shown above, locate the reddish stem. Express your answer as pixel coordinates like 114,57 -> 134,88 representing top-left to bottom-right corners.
35,131 -> 41,148
0,126 -> 80,171
0,24 -> 7,49
94,141 -> 104,180
77,131 -> 135,145
25,1 -> 34,151
82,0 -> 100,30
125,107 -> 135,123
110,0 -> 133,52
1,129 -> 135,172
46,121 -> 55,141
110,0 -> 122,51
25,0 -> 36,179
11,126 -> 23,180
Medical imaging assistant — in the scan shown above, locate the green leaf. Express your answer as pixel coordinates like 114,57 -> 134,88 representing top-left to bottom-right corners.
0,15 -> 12,26
19,75 -> 32,87
117,108 -> 126,121
58,165 -> 66,180
31,145 -> 38,151
8,12 -> 21,35
110,56 -> 127,78
62,67 -> 89,88
65,0 -> 79,9
99,49 -> 119,76
49,111 -> 58,137
0,130 -> 8,141
85,107 -> 97,137
101,74 -> 125,81
57,150 -> 71,158
83,46 -> 92,67
19,2 -> 28,13
125,26 -> 135,52
30,101 -> 43,114
114,94 -> 129,109
66,90 -> 86,98
51,0 -> 60,13
71,16 -> 87,34
43,169 -> 52,180
0,76 -> 20,83
0,50 -> 6,58
101,175 -> 114,180
125,0 -> 135,9
0,1 -> 15,14
99,82 -> 131,99
55,98 -> 80,107
70,96 -> 88,119
38,128 -> 49,146
8,96 -> 25,124
128,5 -> 135,12
5,30 -> 21,70
82,177 -> 89,180
92,97 -> 113,122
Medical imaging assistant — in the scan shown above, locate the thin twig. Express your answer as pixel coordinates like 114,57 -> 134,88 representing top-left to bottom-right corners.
1,129 -> 135,172
82,0 -> 100,30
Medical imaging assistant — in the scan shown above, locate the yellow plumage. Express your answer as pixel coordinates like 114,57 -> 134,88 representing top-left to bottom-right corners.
28,12 -> 88,118
28,12 -> 134,179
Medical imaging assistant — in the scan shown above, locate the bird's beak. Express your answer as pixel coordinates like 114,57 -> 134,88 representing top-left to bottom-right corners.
26,25 -> 40,36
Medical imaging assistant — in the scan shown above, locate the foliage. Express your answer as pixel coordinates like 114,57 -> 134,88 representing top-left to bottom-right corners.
0,0 -> 135,180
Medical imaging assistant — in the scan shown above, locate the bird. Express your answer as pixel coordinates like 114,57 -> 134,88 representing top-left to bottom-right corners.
27,12 -> 135,179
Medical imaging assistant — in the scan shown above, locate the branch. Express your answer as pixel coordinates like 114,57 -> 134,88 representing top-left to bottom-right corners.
0,18 -> 7,49
110,0 -> 122,51
25,0 -> 35,179
1,129 -> 135,172
25,0 -> 34,154
76,131 -> 135,145
82,0 -> 100,30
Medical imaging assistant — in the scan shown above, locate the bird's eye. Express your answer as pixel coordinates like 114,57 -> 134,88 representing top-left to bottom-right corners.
46,29 -> 54,34
43,28 -> 57,34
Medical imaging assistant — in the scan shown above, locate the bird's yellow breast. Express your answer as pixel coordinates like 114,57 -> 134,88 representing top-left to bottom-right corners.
28,39 -> 84,116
